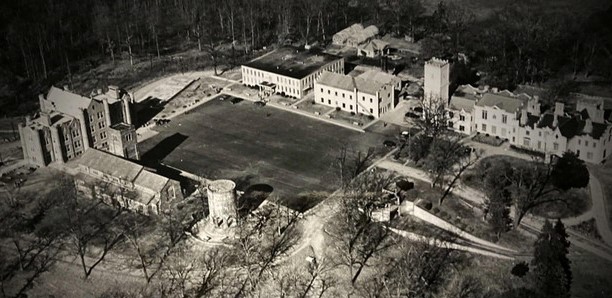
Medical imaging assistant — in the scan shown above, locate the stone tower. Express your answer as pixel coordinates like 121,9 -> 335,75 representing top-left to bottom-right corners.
423,58 -> 450,110
207,179 -> 238,228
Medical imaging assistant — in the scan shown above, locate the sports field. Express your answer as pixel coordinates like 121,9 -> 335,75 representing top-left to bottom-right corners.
138,96 -> 400,208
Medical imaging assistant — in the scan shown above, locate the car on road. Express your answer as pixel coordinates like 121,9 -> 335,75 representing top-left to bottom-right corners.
383,140 -> 397,148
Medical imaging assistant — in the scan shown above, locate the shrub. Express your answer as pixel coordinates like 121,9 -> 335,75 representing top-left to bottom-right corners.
432,206 -> 440,214
511,262 -> 530,277
311,100 -> 316,104
423,201 -> 433,210
367,115 -> 375,120
439,211 -> 448,219
350,112 -> 355,116
335,107 -> 341,111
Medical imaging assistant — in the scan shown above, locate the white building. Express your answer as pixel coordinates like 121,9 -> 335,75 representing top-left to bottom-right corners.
241,47 -> 344,99
447,85 -> 483,135
314,69 -> 401,118
332,24 -> 379,47
423,58 -> 450,111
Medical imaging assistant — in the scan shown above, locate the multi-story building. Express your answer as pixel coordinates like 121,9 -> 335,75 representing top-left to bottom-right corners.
72,149 -> 183,215
447,85 -> 484,135
423,58 -> 450,111
18,85 -> 138,166
314,69 -> 401,118
241,47 -> 344,99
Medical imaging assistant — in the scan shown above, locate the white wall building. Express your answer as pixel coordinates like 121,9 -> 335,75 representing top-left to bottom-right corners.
314,70 -> 401,118
241,47 -> 344,99
423,58 -> 450,110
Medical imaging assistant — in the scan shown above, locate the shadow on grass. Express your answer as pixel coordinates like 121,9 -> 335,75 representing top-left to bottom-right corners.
238,184 -> 273,217
140,133 -> 188,167
134,96 -> 166,128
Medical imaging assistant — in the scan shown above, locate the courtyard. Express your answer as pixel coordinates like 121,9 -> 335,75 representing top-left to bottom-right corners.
138,95 -> 401,209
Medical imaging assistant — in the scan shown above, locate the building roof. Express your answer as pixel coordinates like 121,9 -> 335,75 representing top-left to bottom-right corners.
449,96 -> 476,113
76,149 -> 172,196
46,86 -> 92,119
357,39 -> 389,53
243,47 -> 342,79
476,93 -> 526,113
133,169 -> 169,194
318,70 -> 398,95
78,149 -> 143,182
334,24 -> 379,45
319,71 -> 355,92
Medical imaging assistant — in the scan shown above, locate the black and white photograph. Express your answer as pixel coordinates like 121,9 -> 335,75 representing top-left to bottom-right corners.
1,0 -> 612,297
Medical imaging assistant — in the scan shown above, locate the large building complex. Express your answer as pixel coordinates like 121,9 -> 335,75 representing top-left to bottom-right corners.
442,80 -> 612,163
72,149 -> 183,215
241,47 -> 344,99
18,86 -> 138,166
314,69 -> 401,118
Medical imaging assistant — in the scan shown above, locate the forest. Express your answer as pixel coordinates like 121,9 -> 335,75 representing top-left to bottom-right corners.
0,0 -> 611,116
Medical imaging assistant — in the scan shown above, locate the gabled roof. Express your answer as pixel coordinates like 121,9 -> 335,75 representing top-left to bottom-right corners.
133,169 -> 169,194
78,149 -> 143,182
449,96 -> 476,113
476,93 -> 526,113
356,70 -> 400,86
46,86 -> 92,118
318,71 -> 355,92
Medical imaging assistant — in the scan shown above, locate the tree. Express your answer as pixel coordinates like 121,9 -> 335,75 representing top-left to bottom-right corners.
532,220 -> 571,298
329,171 -> 396,285
551,151 -> 589,191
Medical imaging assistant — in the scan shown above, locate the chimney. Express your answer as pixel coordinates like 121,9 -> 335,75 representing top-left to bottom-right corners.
554,102 -> 564,116
108,85 -> 120,99
97,88 -> 103,95
25,115 -> 32,123
520,109 -> 528,126
63,85 -> 70,91
584,119 -> 593,134
553,114 -> 558,127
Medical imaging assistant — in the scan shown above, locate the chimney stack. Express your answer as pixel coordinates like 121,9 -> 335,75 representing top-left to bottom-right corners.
520,109 -> 528,126
554,102 -> 565,116
584,119 -> 593,134
108,85 -> 120,99
553,114 -> 558,127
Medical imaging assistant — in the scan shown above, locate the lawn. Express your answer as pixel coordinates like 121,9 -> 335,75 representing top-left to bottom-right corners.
138,96 -> 393,209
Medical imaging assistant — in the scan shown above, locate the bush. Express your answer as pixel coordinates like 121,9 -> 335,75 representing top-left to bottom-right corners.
432,207 -> 440,214
423,201 -> 433,210
367,115 -> 375,120
511,262 -> 530,277
439,211 -> 448,219
350,112 -> 355,116
311,100 -> 316,104
335,107 -> 341,111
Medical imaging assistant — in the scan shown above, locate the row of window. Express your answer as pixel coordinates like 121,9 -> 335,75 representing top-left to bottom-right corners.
481,110 -> 508,124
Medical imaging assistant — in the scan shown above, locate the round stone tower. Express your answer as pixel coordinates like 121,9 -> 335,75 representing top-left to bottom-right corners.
207,179 -> 238,228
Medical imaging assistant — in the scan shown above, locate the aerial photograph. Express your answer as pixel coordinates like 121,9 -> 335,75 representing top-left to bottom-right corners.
1,0 -> 612,297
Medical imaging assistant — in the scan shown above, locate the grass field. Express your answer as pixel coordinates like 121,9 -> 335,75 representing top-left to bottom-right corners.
138,96 -> 400,209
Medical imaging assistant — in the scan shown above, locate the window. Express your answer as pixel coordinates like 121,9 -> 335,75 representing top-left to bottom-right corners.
579,139 -> 581,145
335,92 -> 337,96
482,110 -> 488,119
459,125 -> 465,131
492,114 -> 496,120
553,143 -> 559,150
320,88 -> 323,92
492,126 -> 497,134
92,136 -> 97,143
349,95 -> 352,99
328,90 -> 330,94
100,132 -> 107,139
342,103 -> 346,108
459,115 -> 465,121
97,112 -> 104,119
502,114 -> 507,124
523,137 -> 530,146
350,105 -> 353,110
482,124 -> 487,132
75,140 -> 81,148
593,142 -> 596,148
321,98 -> 324,103
98,122 -> 105,129
328,100 -> 331,104
89,115 -> 94,123
370,98 -> 373,103
526,130 -> 530,136
538,131 -> 542,137
537,141 -> 542,149
370,108 -> 373,113
342,93 -> 345,98
587,152 -> 593,159
585,140 -> 589,146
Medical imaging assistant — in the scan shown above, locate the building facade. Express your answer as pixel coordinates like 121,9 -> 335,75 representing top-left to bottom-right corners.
18,86 -> 138,167
314,70 -> 400,118
73,149 -> 183,215
241,47 -> 344,99
423,58 -> 450,110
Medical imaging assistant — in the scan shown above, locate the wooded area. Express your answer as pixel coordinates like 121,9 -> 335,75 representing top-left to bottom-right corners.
0,0 -> 611,116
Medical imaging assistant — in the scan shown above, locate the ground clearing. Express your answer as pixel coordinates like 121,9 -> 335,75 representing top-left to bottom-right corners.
588,163 -> 612,231
138,96 -> 400,209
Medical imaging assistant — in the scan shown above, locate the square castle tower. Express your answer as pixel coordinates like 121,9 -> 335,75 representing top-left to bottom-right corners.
423,58 -> 450,109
